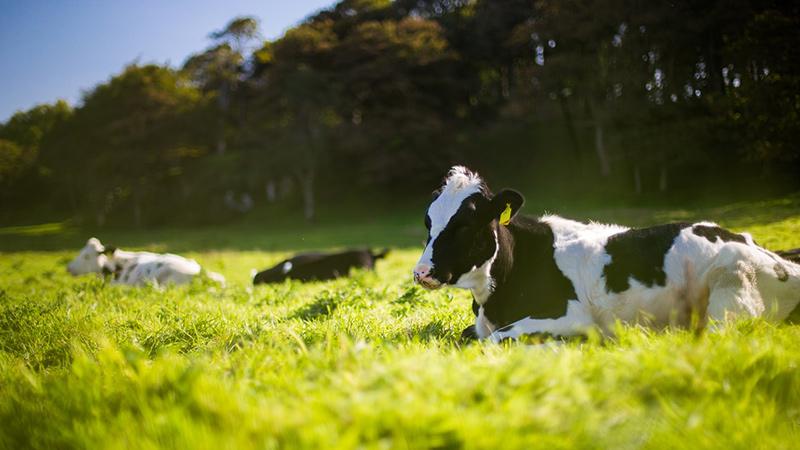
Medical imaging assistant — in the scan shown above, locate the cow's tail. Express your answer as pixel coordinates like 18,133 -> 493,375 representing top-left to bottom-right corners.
776,248 -> 800,264
204,270 -> 227,287
372,248 -> 391,261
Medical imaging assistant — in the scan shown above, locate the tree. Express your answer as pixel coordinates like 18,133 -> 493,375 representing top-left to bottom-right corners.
0,100 -> 72,202
183,16 -> 261,155
59,64 -> 209,226
249,19 -> 343,222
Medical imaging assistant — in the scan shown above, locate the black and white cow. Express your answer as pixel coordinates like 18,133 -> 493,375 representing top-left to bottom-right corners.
67,237 -> 226,286
253,248 -> 389,284
413,166 -> 800,343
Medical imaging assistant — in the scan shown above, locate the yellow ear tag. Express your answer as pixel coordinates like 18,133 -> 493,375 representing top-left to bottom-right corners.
499,203 -> 512,226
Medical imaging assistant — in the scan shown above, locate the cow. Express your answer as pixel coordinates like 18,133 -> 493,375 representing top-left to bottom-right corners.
67,237 -> 226,286
253,248 -> 389,284
413,166 -> 800,343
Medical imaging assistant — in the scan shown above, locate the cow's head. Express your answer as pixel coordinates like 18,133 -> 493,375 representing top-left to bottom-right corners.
252,261 -> 293,285
67,237 -> 115,276
413,166 -> 524,290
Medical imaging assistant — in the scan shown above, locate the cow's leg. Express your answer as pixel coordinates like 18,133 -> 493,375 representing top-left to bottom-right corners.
488,300 -> 594,343
460,325 -> 478,341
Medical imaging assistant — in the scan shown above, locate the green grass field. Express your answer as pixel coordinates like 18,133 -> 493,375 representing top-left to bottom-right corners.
2,197 -> 800,449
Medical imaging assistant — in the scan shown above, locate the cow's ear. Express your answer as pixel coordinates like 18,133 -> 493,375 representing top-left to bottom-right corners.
489,189 -> 525,225
101,246 -> 117,255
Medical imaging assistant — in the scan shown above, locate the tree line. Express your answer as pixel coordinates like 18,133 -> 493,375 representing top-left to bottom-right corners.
2,0 -> 798,226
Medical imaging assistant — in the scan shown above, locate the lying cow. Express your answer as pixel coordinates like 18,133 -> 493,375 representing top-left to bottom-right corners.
253,248 -> 389,284
413,166 -> 800,343
67,237 -> 225,286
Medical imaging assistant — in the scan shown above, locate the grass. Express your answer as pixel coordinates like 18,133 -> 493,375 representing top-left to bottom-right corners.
1,195 -> 800,449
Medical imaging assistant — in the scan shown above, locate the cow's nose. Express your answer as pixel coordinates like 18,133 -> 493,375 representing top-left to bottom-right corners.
413,264 -> 431,281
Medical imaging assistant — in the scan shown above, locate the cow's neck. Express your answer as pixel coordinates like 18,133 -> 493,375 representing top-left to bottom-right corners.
103,250 -> 138,273
486,223 -> 515,296
456,223 -> 514,306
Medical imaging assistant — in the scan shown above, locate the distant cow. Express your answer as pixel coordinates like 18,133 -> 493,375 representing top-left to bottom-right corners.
253,248 -> 389,284
413,166 -> 800,343
67,237 -> 225,286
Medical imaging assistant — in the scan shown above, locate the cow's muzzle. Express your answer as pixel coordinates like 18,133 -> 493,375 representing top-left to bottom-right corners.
413,263 -> 444,290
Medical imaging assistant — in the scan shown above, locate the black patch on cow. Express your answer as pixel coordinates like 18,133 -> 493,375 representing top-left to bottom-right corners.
253,249 -> 383,284
692,225 -> 746,245
482,217 -> 579,327
603,223 -> 690,293
155,262 -> 163,268
118,263 -> 137,282
774,263 -> 789,282
471,299 -> 479,316
776,248 -> 800,264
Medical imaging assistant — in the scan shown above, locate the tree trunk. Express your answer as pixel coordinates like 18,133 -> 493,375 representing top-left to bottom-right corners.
586,98 -> 611,177
557,93 -> 582,160
215,131 -> 226,155
706,37 -> 724,95
216,83 -> 230,155
500,65 -> 510,100
67,177 -> 78,214
594,123 -> 611,177
299,171 -> 315,222
133,198 -> 142,228
633,165 -> 642,195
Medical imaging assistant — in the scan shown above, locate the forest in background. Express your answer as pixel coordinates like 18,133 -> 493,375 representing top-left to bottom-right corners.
1,0 -> 799,227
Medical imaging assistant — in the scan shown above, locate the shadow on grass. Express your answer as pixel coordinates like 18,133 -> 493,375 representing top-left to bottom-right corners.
2,193 -> 798,252
0,220 -> 425,253
291,294 -> 340,321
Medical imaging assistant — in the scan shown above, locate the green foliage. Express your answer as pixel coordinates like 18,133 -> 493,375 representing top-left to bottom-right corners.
52,64 -> 211,225
1,201 -> 800,448
0,100 -> 72,193
0,139 -> 25,184
2,0 -> 800,226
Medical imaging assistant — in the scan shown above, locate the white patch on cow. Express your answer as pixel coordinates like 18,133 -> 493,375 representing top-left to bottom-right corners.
282,261 -> 293,274
475,306 -> 496,339
454,229 -> 498,305
416,166 -> 484,270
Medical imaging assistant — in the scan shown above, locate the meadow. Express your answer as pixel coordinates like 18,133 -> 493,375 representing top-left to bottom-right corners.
2,196 -> 800,449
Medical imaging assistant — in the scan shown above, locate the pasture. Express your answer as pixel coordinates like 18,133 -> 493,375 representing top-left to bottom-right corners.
2,197 -> 800,449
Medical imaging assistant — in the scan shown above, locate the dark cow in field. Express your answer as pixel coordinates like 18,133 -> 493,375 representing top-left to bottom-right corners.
413,166 -> 800,343
253,248 -> 389,284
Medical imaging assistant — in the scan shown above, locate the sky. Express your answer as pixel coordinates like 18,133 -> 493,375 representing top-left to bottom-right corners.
0,0 -> 336,122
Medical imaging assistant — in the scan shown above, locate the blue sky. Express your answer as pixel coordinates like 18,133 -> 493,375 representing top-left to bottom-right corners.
0,0 -> 336,121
